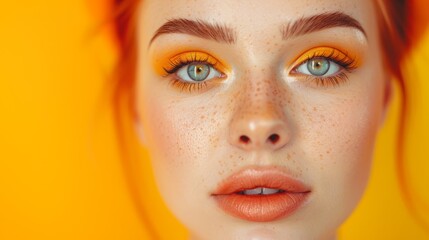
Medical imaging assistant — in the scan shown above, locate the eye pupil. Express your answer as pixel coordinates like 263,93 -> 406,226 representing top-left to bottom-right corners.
307,57 -> 330,76
188,63 -> 210,81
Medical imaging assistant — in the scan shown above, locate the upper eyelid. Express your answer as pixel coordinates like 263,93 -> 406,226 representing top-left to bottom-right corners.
164,60 -> 214,74
160,51 -> 229,74
163,60 -> 223,78
289,47 -> 359,71
155,47 -> 359,77
291,47 -> 350,61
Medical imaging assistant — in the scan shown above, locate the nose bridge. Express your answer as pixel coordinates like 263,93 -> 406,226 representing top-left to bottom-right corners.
238,86 -> 284,125
228,76 -> 291,151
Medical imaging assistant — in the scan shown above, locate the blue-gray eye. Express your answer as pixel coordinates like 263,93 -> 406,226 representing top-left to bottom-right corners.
295,57 -> 340,77
177,62 -> 222,82
187,63 -> 210,81
307,57 -> 330,76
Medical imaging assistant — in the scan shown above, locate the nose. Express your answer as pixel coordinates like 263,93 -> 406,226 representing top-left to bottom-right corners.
228,99 -> 291,152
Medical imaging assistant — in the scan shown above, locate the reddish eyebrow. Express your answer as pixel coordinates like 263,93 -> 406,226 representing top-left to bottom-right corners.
281,12 -> 367,40
149,18 -> 236,46
149,12 -> 366,47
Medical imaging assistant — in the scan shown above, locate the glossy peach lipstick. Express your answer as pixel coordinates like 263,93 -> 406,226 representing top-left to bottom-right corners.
212,167 -> 311,222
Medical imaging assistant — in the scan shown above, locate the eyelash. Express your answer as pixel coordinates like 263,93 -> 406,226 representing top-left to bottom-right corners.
162,49 -> 358,92
162,53 -> 222,93
163,53 -> 216,75
291,49 -> 358,87
169,77 -> 209,92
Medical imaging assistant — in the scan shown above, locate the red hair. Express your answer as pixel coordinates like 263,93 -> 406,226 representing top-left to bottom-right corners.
108,0 -> 427,237
109,0 -> 162,238
375,0 -> 429,231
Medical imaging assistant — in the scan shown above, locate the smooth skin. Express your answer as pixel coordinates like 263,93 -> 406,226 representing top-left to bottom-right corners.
135,0 -> 390,239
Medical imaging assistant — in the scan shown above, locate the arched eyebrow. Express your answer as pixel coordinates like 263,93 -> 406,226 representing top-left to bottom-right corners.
149,12 -> 366,47
149,18 -> 236,46
281,12 -> 366,40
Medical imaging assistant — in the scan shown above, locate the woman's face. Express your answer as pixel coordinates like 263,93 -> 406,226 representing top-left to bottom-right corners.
135,0 -> 389,239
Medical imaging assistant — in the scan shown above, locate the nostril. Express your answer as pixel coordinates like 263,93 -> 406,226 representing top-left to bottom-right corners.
239,135 -> 251,144
268,134 -> 280,144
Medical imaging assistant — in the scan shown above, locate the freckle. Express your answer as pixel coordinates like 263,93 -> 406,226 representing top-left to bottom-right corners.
313,107 -> 317,112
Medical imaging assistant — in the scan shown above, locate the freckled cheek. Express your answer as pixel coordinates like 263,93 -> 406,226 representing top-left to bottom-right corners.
138,90 -> 201,168
143,102 -> 198,167
140,97 -> 223,180
139,100 -> 199,202
301,95 -> 381,173
300,96 -> 381,216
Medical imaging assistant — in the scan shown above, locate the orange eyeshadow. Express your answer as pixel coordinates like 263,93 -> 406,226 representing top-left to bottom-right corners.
153,50 -> 230,76
289,46 -> 362,70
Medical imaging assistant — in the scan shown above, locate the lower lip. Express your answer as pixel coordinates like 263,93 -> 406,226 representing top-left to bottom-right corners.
213,192 -> 310,222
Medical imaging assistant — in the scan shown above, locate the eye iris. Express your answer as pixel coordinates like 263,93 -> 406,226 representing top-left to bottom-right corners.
307,57 -> 330,76
187,63 -> 210,81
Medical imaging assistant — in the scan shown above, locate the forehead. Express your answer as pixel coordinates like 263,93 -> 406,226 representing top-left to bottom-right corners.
138,0 -> 375,42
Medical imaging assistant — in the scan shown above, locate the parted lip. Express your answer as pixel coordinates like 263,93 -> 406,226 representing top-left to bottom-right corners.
211,166 -> 311,195
211,166 -> 312,222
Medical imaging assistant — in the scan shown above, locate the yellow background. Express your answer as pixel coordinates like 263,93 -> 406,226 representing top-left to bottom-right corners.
1,1 -> 428,239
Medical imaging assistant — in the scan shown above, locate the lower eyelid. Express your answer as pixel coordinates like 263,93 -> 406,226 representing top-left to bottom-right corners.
169,75 -> 226,93
298,72 -> 349,88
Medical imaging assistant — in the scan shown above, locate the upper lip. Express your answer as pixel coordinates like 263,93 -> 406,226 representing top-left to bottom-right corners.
212,166 -> 311,195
